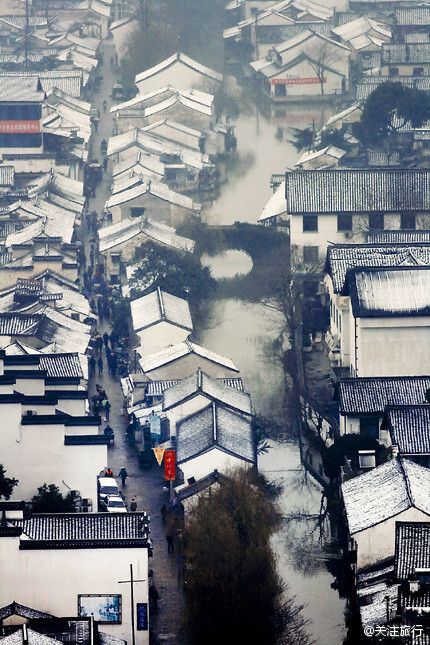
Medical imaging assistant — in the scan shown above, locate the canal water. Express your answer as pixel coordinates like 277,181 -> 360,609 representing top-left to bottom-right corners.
196,103 -> 348,645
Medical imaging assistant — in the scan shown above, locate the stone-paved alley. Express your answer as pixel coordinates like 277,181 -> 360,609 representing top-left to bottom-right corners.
82,38 -> 185,645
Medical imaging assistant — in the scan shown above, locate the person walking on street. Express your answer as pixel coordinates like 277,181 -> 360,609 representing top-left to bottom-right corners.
103,398 -> 111,421
110,354 -> 117,378
130,498 -> 137,512
97,356 -> 103,375
149,584 -> 159,611
103,332 -> 110,349
166,533 -> 174,554
118,467 -> 128,486
88,355 -> 96,377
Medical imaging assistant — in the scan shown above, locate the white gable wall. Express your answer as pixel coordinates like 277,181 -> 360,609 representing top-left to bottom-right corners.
353,506 -> 430,570
0,536 -> 149,645
269,57 -> 346,97
179,447 -> 251,483
165,393 -> 211,436
136,321 -> 190,359
348,308 -> 430,377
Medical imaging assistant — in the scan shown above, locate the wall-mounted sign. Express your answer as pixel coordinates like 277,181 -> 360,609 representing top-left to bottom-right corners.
164,449 -> 175,481
271,77 -> 325,85
78,594 -> 121,624
0,121 -> 40,132
136,603 -> 148,630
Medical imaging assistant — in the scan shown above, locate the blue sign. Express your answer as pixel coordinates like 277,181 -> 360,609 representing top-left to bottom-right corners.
136,603 -> 148,631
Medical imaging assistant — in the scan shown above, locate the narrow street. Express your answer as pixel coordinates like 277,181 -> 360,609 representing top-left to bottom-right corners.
82,39 -> 185,645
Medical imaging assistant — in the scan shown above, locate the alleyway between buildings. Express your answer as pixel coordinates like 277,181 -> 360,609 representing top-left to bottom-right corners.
81,38 -> 185,645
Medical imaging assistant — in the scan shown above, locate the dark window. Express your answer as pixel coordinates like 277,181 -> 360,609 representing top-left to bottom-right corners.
359,416 -> 379,439
413,67 -> 424,76
303,215 -> 318,232
130,207 -> 145,218
303,246 -> 319,264
337,214 -> 352,231
110,274 -> 120,285
389,67 -> 399,77
111,253 -> 120,264
71,313 -> 80,321
165,168 -> 177,180
369,212 -> 384,230
400,212 -> 416,229
274,84 -> 286,97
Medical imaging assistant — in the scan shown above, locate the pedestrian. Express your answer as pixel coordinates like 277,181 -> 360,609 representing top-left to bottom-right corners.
110,332 -> 117,349
105,467 -> 113,477
103,158 -> 108,171
88,355 -> 96,377
118,466 -> 128,485
166,533 -> 174,554
130,498 -> 137,512
96,336 -> 103,353
103,332 -> 110,348
111,354 -> 117,378
103,100 -> 107,112
161,504 -> 167,523
149,584 -> 159,611
104,398 -> 111,421
97,356 -> 103,375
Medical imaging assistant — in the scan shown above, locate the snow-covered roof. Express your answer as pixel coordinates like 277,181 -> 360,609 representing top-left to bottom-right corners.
346,266 -> 430,318
105,177 -> 201,212
342,458 -> 430,534
140,339 -> 239,374
134,52 -> 222,85
111,86 -> 214,114
258,181 -> 287,222
296,145 -> 346,165
332,16 -> 391,42
163,368 -> 252,414
99,216 -> 194,254
325,102 -> 362,127
130,288 -> 193,332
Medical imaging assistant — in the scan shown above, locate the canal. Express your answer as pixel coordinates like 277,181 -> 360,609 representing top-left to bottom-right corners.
196,103 -> 348,645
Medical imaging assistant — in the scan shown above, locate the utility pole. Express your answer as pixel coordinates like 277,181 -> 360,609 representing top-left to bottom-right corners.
118,564 -> 146,645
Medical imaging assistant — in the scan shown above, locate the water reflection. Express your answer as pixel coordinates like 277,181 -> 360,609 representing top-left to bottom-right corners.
201,249 -> 253,279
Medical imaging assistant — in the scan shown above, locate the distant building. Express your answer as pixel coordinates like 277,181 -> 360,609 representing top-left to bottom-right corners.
381,404 -> 430,467
134,53 -> 222,95
0,77 -> 45,155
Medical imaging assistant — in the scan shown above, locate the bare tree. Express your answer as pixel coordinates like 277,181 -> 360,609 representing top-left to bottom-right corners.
306,42 -> 341,97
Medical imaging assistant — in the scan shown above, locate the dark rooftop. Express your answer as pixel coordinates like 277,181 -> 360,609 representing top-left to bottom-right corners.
394,521 -> 430,581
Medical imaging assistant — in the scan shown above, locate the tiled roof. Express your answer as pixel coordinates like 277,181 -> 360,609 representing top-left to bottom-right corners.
366,231 -> 430,244
135,52 -> 222,84
338,376 -> 430,414
395,7 -> 430,25
147,377 -> 244,396
0,628 -> 57,645
346,266 -> 430,317
382,43 -> 430,64
284,169 -> 430,214
0,166 -> 14,187
326,244 -> 430,293
176,402 -> 255,464
342,458 -> 430,534
163,368 -> 252,414
0,313 -> 40,336
385,404 -> 430,454
394,522 -> 430,580
0,71 -> 83,98
131,288 -> 192,332
140,339 -> 239,374
367,151 -> 400,166
0,77 -> 45,102
0,603 -> 52,620
9,513 -> 150,547
357,77 -> 430,100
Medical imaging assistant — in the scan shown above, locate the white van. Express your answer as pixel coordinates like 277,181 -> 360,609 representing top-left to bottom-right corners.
97,477 -> 120,509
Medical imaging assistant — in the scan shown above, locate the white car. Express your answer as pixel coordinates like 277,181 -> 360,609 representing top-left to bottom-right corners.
105,494 -> 127,513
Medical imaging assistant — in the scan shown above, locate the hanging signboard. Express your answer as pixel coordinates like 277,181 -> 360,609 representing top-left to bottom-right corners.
164,449 -> 175,481
0,121 -> 40,132
152,446 -> 165,466
271,77 -> 325,85
136,603 -> 148,630
150,413 -> 161,441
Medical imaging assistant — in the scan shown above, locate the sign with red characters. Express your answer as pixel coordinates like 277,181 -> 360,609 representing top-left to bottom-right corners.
271,77 -> 325,85
164,449 -> 175,481
0,121 -> 40,133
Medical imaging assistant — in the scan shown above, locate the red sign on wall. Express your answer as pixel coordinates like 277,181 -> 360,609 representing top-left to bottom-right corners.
271,77 -> 325,85
164,449 -> 175,481
0,121 -> 40,133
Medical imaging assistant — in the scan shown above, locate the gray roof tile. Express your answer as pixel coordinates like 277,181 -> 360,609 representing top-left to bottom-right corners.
382,43 -> 430,64
395,522 -> 430,580
338,376 -> 430,414
285,169 -> 430,214
385,404 -> 430,454
131,288 -> 192,332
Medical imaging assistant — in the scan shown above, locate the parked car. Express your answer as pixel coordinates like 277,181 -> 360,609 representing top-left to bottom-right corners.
105,494 -> 127,513
97,476 -> 119,509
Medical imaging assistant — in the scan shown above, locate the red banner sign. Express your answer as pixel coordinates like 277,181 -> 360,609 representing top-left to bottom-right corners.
164,449 -> 175,481
0,121 -> 40,133
271,77 -> 325,85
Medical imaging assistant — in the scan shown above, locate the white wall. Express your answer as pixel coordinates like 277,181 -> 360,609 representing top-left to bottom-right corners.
180,447 -> 251,482
354,506 -> 430,570
0,535 -> 149,645
269,58 -> 346,98
136,322 -> 191,358
349,311 -> 430,377
166,393 -> 210,436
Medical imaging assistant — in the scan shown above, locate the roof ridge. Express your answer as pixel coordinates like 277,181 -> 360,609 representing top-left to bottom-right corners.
399,458 -> 414,508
